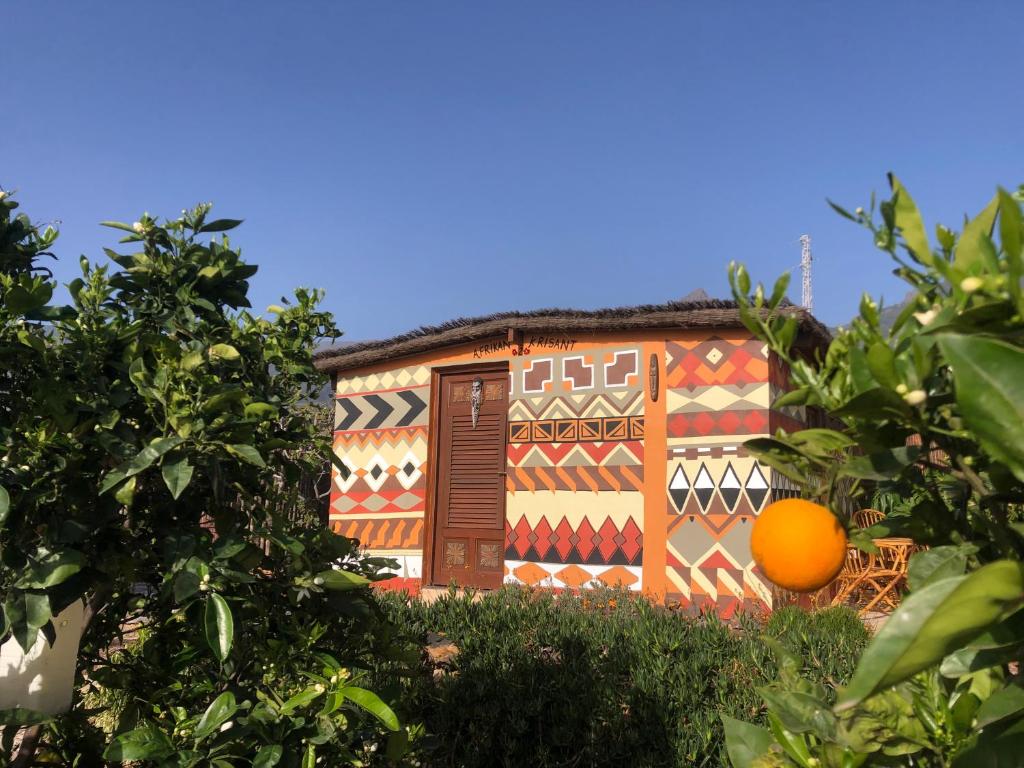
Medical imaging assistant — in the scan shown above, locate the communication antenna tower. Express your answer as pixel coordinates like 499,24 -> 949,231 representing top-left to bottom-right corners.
800,234 -> 813,311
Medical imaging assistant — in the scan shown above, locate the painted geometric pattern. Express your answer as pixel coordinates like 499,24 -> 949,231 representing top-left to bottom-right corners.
668,459 -> 769,520
506,514 -> 642,566
329,517 -> 424,550
516,348 -> 641,395
507,441 -> 643,468
665,337 -> 768,390
664,454 -> 772,613
508,391 -> 643,421
507,465 -> 643,493
505,561 -> 643,591
335,365 -> 431,395
332,430 -> 427,496
667,408 -> 769,438
508,416 -> 644,443
334,388 -> 428,431
666,383 -> 769,413
667,443 -> 750,460
330,363 -> 432,558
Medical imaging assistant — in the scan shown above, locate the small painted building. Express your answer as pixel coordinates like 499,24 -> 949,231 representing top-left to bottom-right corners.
312,299 -> 829,615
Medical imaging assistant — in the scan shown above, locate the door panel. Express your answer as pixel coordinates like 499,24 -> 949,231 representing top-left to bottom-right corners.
431,368 -> 508,589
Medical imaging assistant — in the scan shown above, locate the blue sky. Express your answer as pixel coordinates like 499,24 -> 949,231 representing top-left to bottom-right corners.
4,2 -> 1021,340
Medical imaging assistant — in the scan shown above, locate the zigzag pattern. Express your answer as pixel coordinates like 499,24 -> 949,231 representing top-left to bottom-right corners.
335,388 -> 428,431
506,464 -> 644,493
666,383 -> 769,414
331,489 -> 426,515
329,516 -> 424,549
335,365 -> 431,395
506,441 -> 643,468
508,391 -> 643,421
505,514 -> 642,565
333,426 -> 427,447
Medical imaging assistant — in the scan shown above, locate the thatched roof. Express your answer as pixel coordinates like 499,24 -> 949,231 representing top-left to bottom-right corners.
313,299 -> 830,374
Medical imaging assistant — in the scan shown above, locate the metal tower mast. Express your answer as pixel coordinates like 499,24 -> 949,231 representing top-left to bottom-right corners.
800,234 -> 812,311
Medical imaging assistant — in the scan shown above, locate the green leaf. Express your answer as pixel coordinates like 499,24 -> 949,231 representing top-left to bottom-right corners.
789,428 -> 856,454
743,437 -> 812,484
244,402 -> 278,420
976,685 -> 1024,729
827,199 -> 859,222
17,548 -> 86,589
954,194 -> 1000,269
722,715 -> 773,768
199,218 -> 244,233
0,708 -> 53,727
758,688 -> 837,741
951,714 -> 1024,767
340,686 -> 400,730
385,728 -> 410,761
315,569 -> 371,591
114,475 -> 136,506
889,174 -> 932,265
836,560 -> 1024,710
173,571 -> 201,603
832,388 -> 911,420
907,545 -> 976,592
161,456 -> 194,500
866,342 -> 898,389
999,188 -> 1022,261
100,220 -> 140,234
194,692 -> 237,742
937,333 -> 1024,481
208,343 -> 241,362
254,745 -> 283,768
840,446 -> 921,481
941,643 -> 1024,677
180,350 -> 205,371
103,724 -> 175,760
224,444 -> 266,467
204,593 -> 233,662
0,485 -> 9,527
279,687 -> 323,715
301,744 -> 316,768
99,436 -> 184,494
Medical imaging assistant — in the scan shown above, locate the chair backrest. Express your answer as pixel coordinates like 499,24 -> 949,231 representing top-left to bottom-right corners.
854,508 -> 885,529
843,546 -> 869,576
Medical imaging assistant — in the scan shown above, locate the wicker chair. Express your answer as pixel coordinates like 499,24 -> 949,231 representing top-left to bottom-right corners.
830,546 -> 871,608
853,508 -> 885,529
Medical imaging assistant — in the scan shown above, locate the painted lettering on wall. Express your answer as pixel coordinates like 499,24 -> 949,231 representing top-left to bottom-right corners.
472,335 -> 578,358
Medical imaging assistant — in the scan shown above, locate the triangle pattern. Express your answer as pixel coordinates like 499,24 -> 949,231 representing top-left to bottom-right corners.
745,463 -> 769,510
668,464 -> 690,512
693,463 -> 715,511
719,462 -> 741,511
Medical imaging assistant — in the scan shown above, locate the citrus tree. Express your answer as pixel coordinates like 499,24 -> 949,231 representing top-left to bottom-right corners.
722,177 -> 1024,766
0,191 -> 416,765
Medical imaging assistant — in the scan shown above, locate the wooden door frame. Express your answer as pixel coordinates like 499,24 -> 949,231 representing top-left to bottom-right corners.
421,359 -> 510,588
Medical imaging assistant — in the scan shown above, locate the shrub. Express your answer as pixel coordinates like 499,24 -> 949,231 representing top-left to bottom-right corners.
724,178 -> 1024,766
374,587 -> 868,768
0,193 -> 411,765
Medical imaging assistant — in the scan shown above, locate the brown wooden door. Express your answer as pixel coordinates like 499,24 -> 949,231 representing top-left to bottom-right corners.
431,368 -> 508,589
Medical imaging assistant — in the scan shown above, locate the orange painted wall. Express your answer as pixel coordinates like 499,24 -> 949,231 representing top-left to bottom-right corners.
328,327 -> 780,612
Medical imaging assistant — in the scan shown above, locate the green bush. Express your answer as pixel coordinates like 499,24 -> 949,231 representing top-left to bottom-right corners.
723,178 -> 1024,766
373,587 -> 868,768
1,192 -> 411,766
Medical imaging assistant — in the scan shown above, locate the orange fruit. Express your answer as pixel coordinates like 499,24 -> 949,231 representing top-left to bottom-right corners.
750,499 -> 847,593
